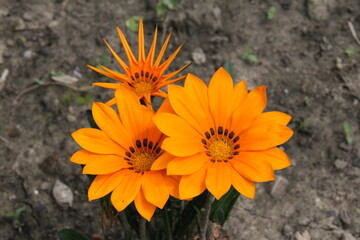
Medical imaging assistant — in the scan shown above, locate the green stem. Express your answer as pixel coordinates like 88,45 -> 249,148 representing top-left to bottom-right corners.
140,217 -> 146,240
200,193 -> 214,240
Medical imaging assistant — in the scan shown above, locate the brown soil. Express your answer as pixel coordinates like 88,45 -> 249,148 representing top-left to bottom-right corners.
0,0 -> 359,239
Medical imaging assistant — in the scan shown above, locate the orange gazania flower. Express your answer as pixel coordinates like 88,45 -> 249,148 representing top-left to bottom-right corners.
88,19 -> 191,106
153,67 -> 293,200
70,86 -> 179,221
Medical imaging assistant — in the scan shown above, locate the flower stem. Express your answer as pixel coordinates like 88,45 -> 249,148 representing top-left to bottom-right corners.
200,192 -> 214,240
140,217 -> 146,240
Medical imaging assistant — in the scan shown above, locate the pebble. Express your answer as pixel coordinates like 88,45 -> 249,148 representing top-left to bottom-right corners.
270,176 -> 289,198
339,209 -> 351,226
0,68 -> 9,92
352,157 -> 360,168
339,143 -> 352,152
23,50 -> 34,59
51,75 -> 79,85
336,57 -> 343,70
191,48 -> 206,64
295,230 -> 311,240
306,0 -> 335,21
283,224 -> 293,236
0,40 -> 5,64
52,179 -> 74,206
298,216 -> 311,226
334,159 -> 348,169
22,12 -> 32,21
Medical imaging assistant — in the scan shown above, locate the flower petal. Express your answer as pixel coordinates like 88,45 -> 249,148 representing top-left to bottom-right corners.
71,128 -> 124,155
230,166 -> 255,199
134,189 -> 156,221
167,152 -> 208,175
92,102 -> 133,148
208,67 -> 233,128
70,149 -> 93,164
151,152 -> 175,170
111,172 -> 142,212
231,154 -> 275,182
250,147 -> 292,170
231,85 -> 267,134
83,155 -> 129,175
179,166 -> 208,199
161,136 -> 203,157
251,111 -> 292,126
231,80 -> 247,113
239,124 -> 293,150
162,175 -> 180,199
142,171 -> 169,208
88,170 -> 127,201
205,162 -> 232,200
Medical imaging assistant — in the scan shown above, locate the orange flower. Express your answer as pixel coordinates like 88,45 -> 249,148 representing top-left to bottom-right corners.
153,67 -> 293,200
70,86 -> 178,221
88,19 -> 191,107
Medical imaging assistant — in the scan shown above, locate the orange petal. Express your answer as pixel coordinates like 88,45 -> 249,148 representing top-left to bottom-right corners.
92,102 -> 133,149
205,162 -> 232,200
231,85 -> 267,134
252,111 -> 292,126
179,166 -> 208,199
134,188 -> 156,221
92,82 -> 121,89
157,97 -> 175,114
153,112 -> 202,139
208,67 -> 233,128
231,154 -> 275,182
248,147 -> 292,170
167,152 -> 208,175
83,155 -> 129,175
111,172 -> 142,212
239,124 -> 293,150
71,128 -> 124,155
158,42 -> 185,76
103,39 -> 130,75
161,136 -> 203,157
231,80 -> 247,114
137,19 -> 145,62
88,170 -> 127,201
162,175 -> 180,199
142,171 -> 169,208
151,152 -> 176,170
161,62 -> 192,82
230,166 -> 255,199
116,27 -> 137,65
146,26 -> 158,66
70,149 -> 93,164
154,33 -> 171,67
105,97 -> 116,106
115,86 -> 144,138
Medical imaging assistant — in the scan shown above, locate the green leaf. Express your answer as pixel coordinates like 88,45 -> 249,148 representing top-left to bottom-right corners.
56,229 -> 89,240
343,122 -> 353,145
345,49 -> 355,57
248,54 -> 258,63
33,78 -> 45,85
222,61 -> 235,79
267,6 -> 276,20
210,187 -> 240,225
125,16 -> 143,32
163,0 -> 179,10
156,2 -> 169,15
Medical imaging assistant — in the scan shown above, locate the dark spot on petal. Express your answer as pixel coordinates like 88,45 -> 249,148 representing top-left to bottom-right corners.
205,132 -> 211,139
201,139 -> 207,145
129,147 -> 135,153
234,144 -> 240,150
218,126 -> 223,135
145,72 -> 149,78
155,147 -> 161,154
136,140 -> 141,148
229,132 -> 234,139
148,141 -> 153,149
143,139 -> 148,147
135,73 -> 139,79
233,136 -> 239,143
210,128 -> 215,135
233,151 -> 239,155
125,152 -> 131,158
224,129 -> 228,136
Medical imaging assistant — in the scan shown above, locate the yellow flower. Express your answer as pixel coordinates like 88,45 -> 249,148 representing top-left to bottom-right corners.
88,19 -> 191,107
70,86 -> 179,221
153,67 -> 293,200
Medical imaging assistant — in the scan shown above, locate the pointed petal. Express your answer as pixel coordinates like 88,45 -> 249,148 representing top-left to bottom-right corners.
154,33 -> 171,67
157,76 -> 186,88
239,124 -> 293,150
83,155 -> 129,175
231,80 -> 247,114
151,152 -> 175,170
116,27 -> 137,65
231,85 -> 267,134
70,149 -> 93,164
111,172 -> 142,211
93,82 -> 121,89
161,136 -> 204,157
158,42 -> 185,76
252,111 -> 292,126
88,170 -> 127,201
230,166 -> 255,199
134,189 -> 156,221
98,65 -> 131,83
208,67 -> 233,128
206,162 -> 232,200
152,89 -> 168,98
242,147 -> 291,170
103,39 -> 131,75
138,19 -> 145,62
88,65 -> 125,82
146,26 -> 158,65
231,154 -> 275,182
115,86 -> 144,137
71,128 -> 124,155
179,166 -> 208,199
105,97 -> 116,106
167,152 -> 208,175
162,175 -> 180,199
157,97 -> 175,114
92,102 -> 133,148
161,62 -> 192,82
142,171 -> 169,208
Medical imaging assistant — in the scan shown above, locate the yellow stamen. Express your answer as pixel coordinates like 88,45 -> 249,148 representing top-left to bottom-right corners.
134,81 -> 153,96
131,151 -> 156,172
208,138 -> 233,161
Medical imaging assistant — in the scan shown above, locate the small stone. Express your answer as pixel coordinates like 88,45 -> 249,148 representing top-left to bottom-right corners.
352,157 -> 360,168
23,50 -> 34,59
339,143 -> 352,152
40,181 -> 52,190
13,17 -> 26,30
22,12 -> 32,21
6,39 -> 15,47
270,176 -> 289,198
342,232 -> 356,240
336,58 -> 343,70
66,114 -> 77,122
339,210 -> 351,226
334,159 -> 348,169
52,179 -> 74,206
7,127 -> 20,138
0,40 -> 6,64
295,230 -> 311,240
51,75 -> 78,85
191,48 -> 206,64
298,216 -> 311,226
283,224 -> 293,236
306,0 -> 335,21
0,68 -> 9,92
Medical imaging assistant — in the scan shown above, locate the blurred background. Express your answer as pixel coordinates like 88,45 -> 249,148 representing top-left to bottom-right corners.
0,0 -> 359,239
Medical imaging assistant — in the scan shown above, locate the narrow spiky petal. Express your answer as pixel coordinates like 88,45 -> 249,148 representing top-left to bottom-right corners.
116,27 -> 137,65
103,39 -> 131,75
154,33 -> 172,67
92,82 -> 121,89
138,19 -> 146,63
161,62 -> 192,82
157,76 -> 186,88
147,26 -> 158,66
158,42 -> 186,76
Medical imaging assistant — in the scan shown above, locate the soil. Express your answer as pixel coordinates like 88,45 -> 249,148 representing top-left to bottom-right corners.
0,0 -> 359,239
